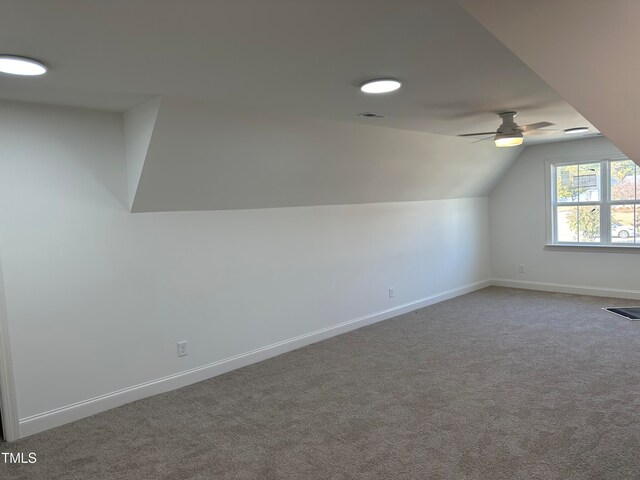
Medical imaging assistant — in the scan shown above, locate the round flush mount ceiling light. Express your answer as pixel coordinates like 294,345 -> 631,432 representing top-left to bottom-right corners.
360,78 -> 402,94
0,55 -> 47,76
564,127 -> 589,135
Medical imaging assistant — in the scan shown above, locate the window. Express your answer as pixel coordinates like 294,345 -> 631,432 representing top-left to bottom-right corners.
550,158 -> 639,245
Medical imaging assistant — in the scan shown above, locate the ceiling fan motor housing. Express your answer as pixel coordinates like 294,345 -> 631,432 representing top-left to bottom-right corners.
497,111 -> 520,134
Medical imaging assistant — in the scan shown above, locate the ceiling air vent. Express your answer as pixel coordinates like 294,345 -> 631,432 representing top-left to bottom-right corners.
358,112 -> 386,119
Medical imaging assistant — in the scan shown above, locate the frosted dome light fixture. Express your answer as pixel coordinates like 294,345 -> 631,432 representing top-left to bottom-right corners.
494,132 -> 524,147
0,55 -> 47,76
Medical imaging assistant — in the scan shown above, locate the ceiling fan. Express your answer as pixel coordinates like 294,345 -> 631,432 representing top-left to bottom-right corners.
458,111 -> 555,147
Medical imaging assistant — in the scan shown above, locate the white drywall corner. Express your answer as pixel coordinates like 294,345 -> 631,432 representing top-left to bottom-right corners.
123,97 -> 162,210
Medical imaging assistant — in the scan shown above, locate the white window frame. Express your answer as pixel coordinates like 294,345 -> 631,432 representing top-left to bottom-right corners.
547,155 -> 639,248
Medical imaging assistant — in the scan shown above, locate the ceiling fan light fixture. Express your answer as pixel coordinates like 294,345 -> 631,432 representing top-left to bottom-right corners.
360,79 -> 402,94
458,111 -> 553,147
0,55 -> 47,76
494,132 -> 523,147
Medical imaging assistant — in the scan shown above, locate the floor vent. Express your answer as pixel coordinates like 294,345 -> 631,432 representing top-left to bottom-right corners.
604,307 -> 640,320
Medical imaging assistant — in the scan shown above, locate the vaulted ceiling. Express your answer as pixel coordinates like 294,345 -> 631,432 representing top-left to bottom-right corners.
2,0 -> 631,211
125,96 -> 521,212
0,0 -> 597,139
460,0 -> 640,165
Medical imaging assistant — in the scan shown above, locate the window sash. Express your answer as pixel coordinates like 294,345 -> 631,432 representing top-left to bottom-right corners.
550,158 -> 638,246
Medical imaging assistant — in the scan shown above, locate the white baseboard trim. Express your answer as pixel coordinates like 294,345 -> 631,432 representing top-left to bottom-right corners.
18,279 -> 491,439
491,278 -> 640,300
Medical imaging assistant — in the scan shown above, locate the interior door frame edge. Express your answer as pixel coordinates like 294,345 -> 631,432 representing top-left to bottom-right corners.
0,250 -> 19,441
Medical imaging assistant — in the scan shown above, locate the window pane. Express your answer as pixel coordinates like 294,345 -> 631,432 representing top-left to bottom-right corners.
556,165 -> 578,202
611,204 -> 637,244
556,206 -> 578,242
578,205 -> 600,242
611,159 -> 637,201
577,163 -> 600,202
556,163 -> 601,203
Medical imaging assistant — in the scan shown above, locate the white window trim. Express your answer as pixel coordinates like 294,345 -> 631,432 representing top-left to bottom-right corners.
546,154 -> 640,249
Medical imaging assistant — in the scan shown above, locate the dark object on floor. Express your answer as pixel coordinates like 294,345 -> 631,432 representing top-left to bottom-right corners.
604,306 -> 640,320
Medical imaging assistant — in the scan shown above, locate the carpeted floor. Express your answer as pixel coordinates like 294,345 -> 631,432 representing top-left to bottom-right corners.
3,287 -> 640,479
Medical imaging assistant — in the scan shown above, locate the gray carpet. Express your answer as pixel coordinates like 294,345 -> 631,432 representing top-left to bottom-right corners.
3,287 -> 640,479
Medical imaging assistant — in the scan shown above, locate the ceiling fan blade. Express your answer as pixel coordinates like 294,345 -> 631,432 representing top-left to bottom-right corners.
525,129 -> 559,136
521,121 -> 554,131
472,136 -> 494,144
458,131 -> 497,137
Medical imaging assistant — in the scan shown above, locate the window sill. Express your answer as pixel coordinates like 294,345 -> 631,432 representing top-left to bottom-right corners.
545,243 -> 640,253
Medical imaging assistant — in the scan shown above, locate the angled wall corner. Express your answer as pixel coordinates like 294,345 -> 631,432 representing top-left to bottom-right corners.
128,96 -> 521,213
459,0 -> 640,166
123,97 -> 162,211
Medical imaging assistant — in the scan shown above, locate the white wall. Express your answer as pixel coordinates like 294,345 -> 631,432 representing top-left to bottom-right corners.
0,101 -> 492,438
490,136 -> 640,297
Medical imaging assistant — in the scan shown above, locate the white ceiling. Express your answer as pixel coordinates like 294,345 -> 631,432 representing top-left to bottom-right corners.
0,0 -> 599,145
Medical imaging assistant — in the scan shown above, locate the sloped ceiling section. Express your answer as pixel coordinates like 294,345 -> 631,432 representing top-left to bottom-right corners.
128,96 -> 522,212
123,97 -> 161,210
460,0 -> 640,165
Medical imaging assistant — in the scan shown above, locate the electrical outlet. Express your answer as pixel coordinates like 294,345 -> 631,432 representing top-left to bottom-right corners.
518,264 -> 525,273
177,341 -> 188,357
389,287 -> 395,298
